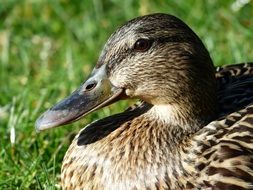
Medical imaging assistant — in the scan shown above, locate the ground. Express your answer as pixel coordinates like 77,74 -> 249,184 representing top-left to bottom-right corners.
0,0 -> 253,189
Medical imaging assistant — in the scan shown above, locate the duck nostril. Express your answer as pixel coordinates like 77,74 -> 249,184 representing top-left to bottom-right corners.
85,81 -> 97,91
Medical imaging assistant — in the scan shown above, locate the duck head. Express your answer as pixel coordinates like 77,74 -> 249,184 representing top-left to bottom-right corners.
36,13 -> 217,131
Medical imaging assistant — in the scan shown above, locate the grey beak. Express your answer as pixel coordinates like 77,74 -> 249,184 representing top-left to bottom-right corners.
35,65 -> 124,131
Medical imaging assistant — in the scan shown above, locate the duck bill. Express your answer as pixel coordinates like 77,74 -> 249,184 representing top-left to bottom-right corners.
35,65 -> 124,131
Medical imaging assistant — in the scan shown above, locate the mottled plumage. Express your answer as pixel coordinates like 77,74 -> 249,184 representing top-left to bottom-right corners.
36,14 -> 253,190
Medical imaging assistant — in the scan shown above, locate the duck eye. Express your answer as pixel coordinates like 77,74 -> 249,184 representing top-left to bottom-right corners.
133,39 -> 151,52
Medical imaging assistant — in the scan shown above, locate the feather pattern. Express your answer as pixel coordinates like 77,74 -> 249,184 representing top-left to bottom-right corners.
61,63 -> 253,190
217,63 -> 253,116
35,13 -> 253,190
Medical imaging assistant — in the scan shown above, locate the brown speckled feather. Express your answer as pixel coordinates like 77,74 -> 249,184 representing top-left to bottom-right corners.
35,13 -> 253,190
61,63 -> 253,190
217,63 -> 253,116
190,104 -> 253,189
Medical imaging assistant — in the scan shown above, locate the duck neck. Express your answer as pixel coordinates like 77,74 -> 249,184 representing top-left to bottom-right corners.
147,103 -> 212,140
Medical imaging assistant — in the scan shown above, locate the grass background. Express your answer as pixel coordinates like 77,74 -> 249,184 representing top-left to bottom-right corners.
0,0 -> 253,189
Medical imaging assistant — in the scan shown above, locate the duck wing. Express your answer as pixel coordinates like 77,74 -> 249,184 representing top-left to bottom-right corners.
216,62 -> 253,117
194,103 -> 253,189
192,63 -> 253,189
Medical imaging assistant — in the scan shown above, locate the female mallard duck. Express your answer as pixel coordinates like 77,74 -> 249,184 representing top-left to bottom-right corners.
36,13 -> 253,189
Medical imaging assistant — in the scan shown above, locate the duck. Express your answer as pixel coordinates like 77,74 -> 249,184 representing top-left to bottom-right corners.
36,13 -> 253,190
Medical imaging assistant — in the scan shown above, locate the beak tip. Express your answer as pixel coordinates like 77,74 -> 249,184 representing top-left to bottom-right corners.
35,108 -> 76,131
35,115 -> 50,132
35,110 -> 60,132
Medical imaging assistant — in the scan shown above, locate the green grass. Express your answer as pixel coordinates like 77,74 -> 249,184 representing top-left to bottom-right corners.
0,0 -> 252,189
